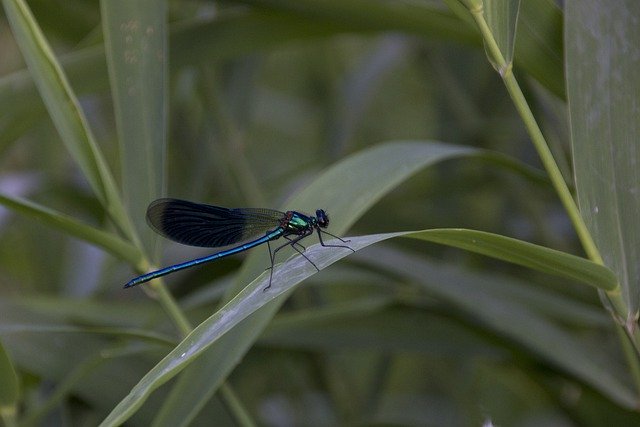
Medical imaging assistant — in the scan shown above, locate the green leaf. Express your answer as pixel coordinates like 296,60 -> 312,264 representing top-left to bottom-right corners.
100,233 -> 394,427
101,228 -> 627,425
484,0 -> 521,67
1,0 -> 135,241
101,0 -> 167,252
0,193 -> 142,266
565,0 -> 640,314
408,228 -> 618,291
0,339 -> 19,410
514,0 -> 564,98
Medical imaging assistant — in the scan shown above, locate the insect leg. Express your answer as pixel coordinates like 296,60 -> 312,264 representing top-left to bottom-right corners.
317,229 -> 355,252
284,234 -> 308,252
263,230 -> 316,291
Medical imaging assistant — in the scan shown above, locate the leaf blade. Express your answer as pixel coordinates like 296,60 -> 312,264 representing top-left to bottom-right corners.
0,193 -> 142,266
103,229 -> 630,425
565,0 -> 640,314
484,0 -> 521,66
101,0 -> 167,252
2,0 -> 135,240
408,228 -> 618,291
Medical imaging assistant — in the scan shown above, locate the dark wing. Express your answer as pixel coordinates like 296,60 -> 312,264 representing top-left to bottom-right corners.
146,198 -> 285,248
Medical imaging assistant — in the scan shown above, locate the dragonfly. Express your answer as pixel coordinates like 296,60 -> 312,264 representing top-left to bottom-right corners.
124,198 -> 354,289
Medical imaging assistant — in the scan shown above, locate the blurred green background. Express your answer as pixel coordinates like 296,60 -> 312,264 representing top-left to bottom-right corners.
1,0 -> 639,426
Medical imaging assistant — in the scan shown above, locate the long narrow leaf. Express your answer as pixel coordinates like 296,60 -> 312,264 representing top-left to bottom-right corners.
515,0 -> 563,97
1,0 -> 135,241
409,228 -> 617,291
100,233 -> 390,426
484,0 -> 521,67
0,193 -> 142,266
101,0 -> 167,252
565,0 -> 640,315
101,226 -> 628,425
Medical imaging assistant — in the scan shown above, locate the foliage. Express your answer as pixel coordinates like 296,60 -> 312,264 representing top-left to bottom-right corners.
0,0 -> 638,425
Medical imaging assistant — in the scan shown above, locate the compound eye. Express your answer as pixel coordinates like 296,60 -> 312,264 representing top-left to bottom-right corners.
316,209 -> 329,227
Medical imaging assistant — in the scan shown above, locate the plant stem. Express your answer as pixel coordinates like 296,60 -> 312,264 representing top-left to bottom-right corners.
140,260 -> 255,425
133,257 -> 193,336
219,383 -> 257,427
149,279 -> 193,337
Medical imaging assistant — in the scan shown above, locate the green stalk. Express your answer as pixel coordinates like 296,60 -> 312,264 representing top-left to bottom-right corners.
149,281 -> 193,338
132,258 -> 193,337
219,383 -> 257,427
138,265 -> 255,424
468,4 -> 628,319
